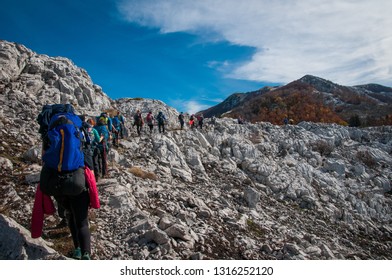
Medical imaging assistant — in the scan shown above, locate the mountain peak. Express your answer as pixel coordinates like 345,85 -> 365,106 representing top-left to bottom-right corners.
297,75 -> 339,92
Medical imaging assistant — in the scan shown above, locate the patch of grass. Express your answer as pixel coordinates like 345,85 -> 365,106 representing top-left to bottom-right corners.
249,132 -> 263,144
44,226 -> 74,257
356,150 -> 377,168
0,205 -> 11,216
129,166 -> 158,180
311,139 -> 334,156
90,224 -> 98,233
102,108 -> 120,118
246,219 -> 266,238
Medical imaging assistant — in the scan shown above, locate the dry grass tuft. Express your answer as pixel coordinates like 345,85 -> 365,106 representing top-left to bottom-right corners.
129,166 -> 158,180
311,139 -> 335,156
356,150 -> 377,168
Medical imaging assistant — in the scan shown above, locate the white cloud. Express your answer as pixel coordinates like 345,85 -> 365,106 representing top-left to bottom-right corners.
184,100 -> 210,114
118,0 -> 392,86
169,99 -> 211,114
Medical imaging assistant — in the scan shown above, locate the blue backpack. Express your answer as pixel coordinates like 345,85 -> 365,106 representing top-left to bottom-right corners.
37,104 -> 74,137
112,116 -> 121,129
42,112 -> 85,172
156,113 -> 165,124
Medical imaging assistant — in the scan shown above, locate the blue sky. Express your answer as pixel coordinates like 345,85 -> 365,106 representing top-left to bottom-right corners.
1,0 -> 392,113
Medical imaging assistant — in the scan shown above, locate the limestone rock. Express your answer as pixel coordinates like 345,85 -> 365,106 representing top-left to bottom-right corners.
1,39 -> 392,261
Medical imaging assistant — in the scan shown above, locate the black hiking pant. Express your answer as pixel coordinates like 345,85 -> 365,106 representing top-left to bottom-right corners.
83,147 -> 94,170
112,130 -> 119,146
98,143 -> 108,178
92,146 -> 100,181
136,124 -> 142,136
55,190 -> 91,256
120,123 -> 124,138
158,122 -> 165,133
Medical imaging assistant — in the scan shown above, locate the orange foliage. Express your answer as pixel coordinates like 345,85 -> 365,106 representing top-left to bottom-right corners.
230,90 -> 346,125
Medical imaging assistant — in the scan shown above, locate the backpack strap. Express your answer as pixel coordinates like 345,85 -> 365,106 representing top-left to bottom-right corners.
58,129 -> 65,172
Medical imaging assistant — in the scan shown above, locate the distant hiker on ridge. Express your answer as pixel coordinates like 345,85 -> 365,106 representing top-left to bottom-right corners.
146,111 -> 154,133
156,111 -> 166,133
94,117 -> 110,179
133,109 -> 144,136
178,112 -> 185,130
197,114 -> 204,129
117,111 -> 126,139
87,117 -> 102,181
112,112 -> 121,147
189,114 -> 195,129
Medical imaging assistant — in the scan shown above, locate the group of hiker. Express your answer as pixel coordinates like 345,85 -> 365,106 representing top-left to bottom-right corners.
34,103 -> 296,260
131,110 -> 206,135
74,109 -> 208,182
181,112 -> 205,130
133,110 -> 167,135
35,105 -> 128,260
34,103 -> 210,260
89,111 -> 126,179
74,110 -> 128,184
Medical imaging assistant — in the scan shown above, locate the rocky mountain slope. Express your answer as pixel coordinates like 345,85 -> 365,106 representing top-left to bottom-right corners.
1,40 -> 392,260
200,75 -> 392,126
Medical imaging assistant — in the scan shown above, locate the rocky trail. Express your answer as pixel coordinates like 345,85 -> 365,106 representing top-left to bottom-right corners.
0,40 -> 391,260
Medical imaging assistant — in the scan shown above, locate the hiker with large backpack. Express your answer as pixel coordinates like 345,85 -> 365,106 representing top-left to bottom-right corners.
178,112 -> 185,130
111,113 -> 121,147
37,103 -> 92,260
86,117 -> 102,181
94,117 -> 110,180
133,109 -> 144,136
146,111 -> 154,133
189,114 -> 195,129
197,114 -> 204,129
79,115 -> 94,171
156,111 -> 166,133
117,111 -> 126,139
98,112 -> 113,149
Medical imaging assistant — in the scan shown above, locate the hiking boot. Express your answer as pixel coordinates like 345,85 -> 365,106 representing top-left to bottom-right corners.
81,252 -> 91,260
72,247 -> 82,260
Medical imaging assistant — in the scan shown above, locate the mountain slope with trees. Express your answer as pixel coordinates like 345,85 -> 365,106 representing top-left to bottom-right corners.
200,75 -> 392,126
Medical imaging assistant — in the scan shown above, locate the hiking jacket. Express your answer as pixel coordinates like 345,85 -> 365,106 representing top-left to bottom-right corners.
85,167 -> 100,209
112,116 -> 121,130
178,114 -> 185,123
146,113 -> 154,125
94,124 -> 110,150
91,128 -> 100,145
119,115 -> 125,124
31,184 -> 56,238
94,124 -> 109,142
134,113 -> 143,125
156,113 -> 166,124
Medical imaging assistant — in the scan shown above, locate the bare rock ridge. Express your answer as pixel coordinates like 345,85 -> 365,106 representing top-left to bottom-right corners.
0,40 -> 391,260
